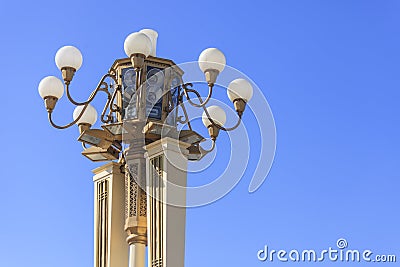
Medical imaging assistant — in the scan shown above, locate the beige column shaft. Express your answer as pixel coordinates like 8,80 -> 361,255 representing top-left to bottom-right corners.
92,162 -> 128,267
145,138 -> 190,267
124,132 -> 148,267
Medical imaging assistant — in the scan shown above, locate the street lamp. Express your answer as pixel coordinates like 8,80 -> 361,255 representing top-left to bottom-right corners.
38,29 -> 253,267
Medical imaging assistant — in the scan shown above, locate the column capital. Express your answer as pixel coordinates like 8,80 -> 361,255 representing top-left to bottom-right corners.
92,162 -> 123,182
145,137 -> 191,158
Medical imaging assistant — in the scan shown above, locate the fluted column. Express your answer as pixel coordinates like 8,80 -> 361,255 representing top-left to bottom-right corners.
92,162 -> 128,267
145,137 -> 190,267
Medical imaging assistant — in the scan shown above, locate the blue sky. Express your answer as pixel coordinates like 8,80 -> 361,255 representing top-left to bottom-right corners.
0,0 -> 399,266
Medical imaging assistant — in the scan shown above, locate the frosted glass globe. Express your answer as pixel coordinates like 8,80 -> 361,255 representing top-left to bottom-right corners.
139,29 -> 158,56
73,104 -> 98,125
38,76 -> 64,99
55,46 -> 83,70
202,105 -> 227,127
198,48 -> 226,73
227,78 -> 253,102
124,32 -> 152,57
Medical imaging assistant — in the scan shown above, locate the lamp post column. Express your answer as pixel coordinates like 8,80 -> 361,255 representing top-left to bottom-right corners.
124,123 -> 148,267
145,138 -> 190,267
38,28 -> 255,267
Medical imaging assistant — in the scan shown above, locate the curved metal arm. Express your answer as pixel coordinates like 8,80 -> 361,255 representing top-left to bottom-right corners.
177,93 -> 242,132
200,140 -> 216,153
204,108 -> 243,131
66,72 -> 116,106
100,84 -> 121,124
48,102 -> 90,129
176,92 -> 193,131
49,70 -> 120,129
190,140 -> 216,161
182,83 -> 213,108
180,82 -> 243,131
110,85 -> 121,112
82,142 -> 89,150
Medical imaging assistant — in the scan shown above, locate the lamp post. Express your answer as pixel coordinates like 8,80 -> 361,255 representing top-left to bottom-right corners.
38,29 -> 253,267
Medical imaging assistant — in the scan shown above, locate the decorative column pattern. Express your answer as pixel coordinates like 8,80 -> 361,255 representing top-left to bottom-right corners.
124,161 -> 147,245
145,137 -> 190,267
124,131 -> 148,267
92,162 -> 128,267
96,180 -> 109,267
148,156 -> 164,267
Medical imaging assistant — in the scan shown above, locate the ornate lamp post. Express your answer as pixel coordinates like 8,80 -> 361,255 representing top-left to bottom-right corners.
38,29 -> 253,267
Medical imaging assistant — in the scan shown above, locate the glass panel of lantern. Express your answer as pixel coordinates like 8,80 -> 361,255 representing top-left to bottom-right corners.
121,65 -> 181,125
121,66 -> 164,121
145,66 -> 164,120
165,72 -> 181,126
121,67 -> 137,119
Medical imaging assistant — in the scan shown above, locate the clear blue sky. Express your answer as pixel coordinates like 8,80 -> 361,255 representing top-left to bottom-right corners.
0,0 -> 399,266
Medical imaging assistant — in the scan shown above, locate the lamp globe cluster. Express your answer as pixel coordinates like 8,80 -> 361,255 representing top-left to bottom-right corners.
37,28 -> 256,159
